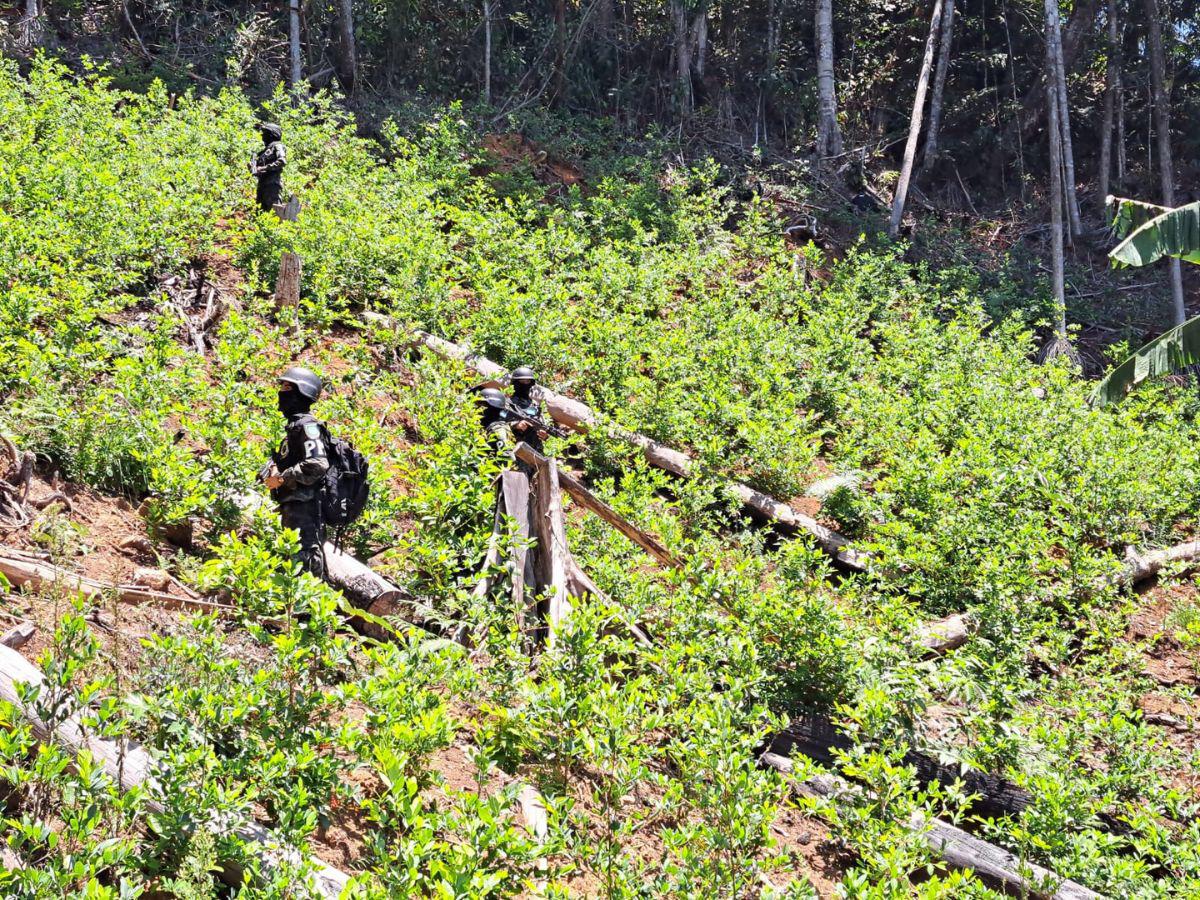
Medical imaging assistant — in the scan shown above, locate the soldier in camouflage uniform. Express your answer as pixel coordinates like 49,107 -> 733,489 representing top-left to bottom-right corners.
261,367 -> 329,578
250,123 -> 287,212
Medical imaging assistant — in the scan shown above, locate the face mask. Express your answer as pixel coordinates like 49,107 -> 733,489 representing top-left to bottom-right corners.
278,390 -> 306,415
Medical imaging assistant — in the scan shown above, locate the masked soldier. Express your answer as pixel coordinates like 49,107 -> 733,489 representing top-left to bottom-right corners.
261,367 -> 329,578
507,366 -> 549,455
477,388 -> 510,452
250,122 -> 287,212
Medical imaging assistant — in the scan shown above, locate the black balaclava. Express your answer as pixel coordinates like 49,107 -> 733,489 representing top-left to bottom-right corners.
512,381 -> 533,403
278,389 -> 310,417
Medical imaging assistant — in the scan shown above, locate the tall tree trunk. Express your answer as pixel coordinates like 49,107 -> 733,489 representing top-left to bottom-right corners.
671,0 -> 695,114
1097,0 -> 1117,214
19,0 -> 41,48
1046,0 -> 1082,237
1115,65 -> 1126,181
289,0 -> 303,86
921,0 -> 956,172
1044,0 -> 1066,333
888,0 -> 944,239
336,0 -> 357,94
761,0 -> 783,144
1143,0 -> 1186,324
814,0 -> 842,158
483,0 -> 493,103
553,0 -> 567,105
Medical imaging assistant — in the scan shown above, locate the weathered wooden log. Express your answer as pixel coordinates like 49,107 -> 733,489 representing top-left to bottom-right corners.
0,622 -> 35,649
918,612 -> 973,653
760,751 -> 1102,899
360,313 -> 866,570
0,644 -> 350,896
0,553 -> 233,614
515,443 -> 683,572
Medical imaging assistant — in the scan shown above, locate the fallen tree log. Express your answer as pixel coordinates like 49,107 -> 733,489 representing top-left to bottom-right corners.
0,553 -> 233,614
921,537 -> 1200,654
360,313 -> 866,570
760,751 -> 1102,899
322,542 -> 464,641
0,643 -> 350,897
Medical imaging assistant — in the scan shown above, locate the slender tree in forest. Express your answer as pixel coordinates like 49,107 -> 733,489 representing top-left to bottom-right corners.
921,0 -> 956,172
670,0 -> 707,115
1046,0 -> 1082,237
814,0 -> 842,158
1097,0 -> 1118,213
553,0 -> 567,105
336,0 -> 357,94
483,0 -> 494,103
1040,0 -> 1075,362
1143,0 -> 1186,324
288,0 -> 303,87
888,0 -> 944,239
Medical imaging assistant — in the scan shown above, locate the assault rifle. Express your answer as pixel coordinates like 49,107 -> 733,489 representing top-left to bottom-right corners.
504,400 -> 570,440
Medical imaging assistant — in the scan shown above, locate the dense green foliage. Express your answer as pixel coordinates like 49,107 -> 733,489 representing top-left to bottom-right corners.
1,60 -> 1200,897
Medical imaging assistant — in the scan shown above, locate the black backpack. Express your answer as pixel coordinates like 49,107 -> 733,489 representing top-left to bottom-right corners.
320,426 -> 370,530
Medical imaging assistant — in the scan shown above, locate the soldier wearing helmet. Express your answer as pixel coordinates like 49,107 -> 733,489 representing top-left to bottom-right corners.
506,366 -> 548,454
261,366 -> 329,577
250,123 -> 286,212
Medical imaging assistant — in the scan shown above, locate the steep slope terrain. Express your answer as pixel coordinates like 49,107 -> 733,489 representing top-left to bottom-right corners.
2,59 -> 1200,897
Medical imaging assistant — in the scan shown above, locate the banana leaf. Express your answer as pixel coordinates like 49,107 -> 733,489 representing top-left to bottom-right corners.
1109,200 -> 1200,267
1090,313 -> 1200,406
1107,195 -> 1171,239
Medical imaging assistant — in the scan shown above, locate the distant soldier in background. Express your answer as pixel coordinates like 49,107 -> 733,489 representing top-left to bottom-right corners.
261,366 -> 329,578
250,122 -> 287,212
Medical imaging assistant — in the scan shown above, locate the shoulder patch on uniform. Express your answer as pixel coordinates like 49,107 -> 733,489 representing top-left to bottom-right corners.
304,423 -> 322,439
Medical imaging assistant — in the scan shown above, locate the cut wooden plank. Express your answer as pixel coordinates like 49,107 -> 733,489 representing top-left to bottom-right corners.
0,622 -> 35,650
760,751 -> 1102,899
500,470 -> 535,637
0,553 -> 233,614
0,644 -> 350,897
530,454 -> 572,642
515,442 -> 683,572
360,313 -> 866,571
274,252 -> 301,312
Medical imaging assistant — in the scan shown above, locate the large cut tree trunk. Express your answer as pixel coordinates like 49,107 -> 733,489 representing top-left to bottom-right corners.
888,0 -> 944,239
335,0 -> 357,94
1047,0 -> 1082,237
1143,0 -> 1186,325
814,0 -> 842,159
1044,0 -> 1067,333
288,0 -> 303,86
1097,0 -> 1118,214
920,0 -> 955,172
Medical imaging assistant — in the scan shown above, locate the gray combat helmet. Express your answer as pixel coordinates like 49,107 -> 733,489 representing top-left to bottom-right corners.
279,366 -> 322,401
260,122 -> 283,142
478,388 -> 507,409
510,366 -> 536,386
